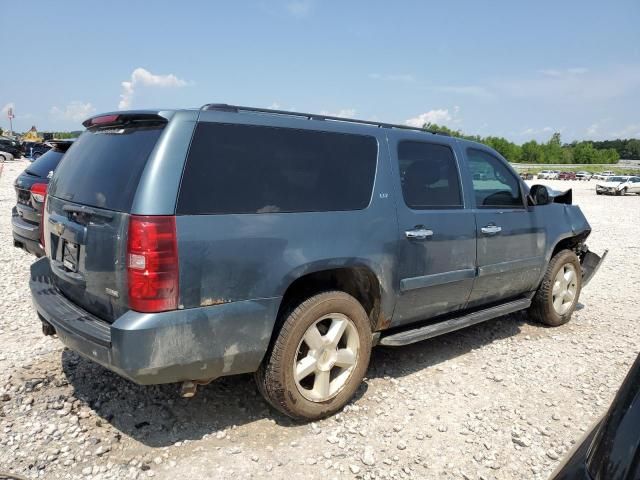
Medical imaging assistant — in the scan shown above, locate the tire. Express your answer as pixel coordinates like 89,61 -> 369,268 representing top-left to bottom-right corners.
596,191 -> 602,195
255,291 -> 372,420
621,188 -> 627,196
529,250 -> 582,327
0,154 -> 5,163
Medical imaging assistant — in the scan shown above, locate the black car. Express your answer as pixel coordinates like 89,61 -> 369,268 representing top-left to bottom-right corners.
0,136 -> 22,158
550,353 -> 640,480
12,140 -> 74,256
22,141 -> 51,159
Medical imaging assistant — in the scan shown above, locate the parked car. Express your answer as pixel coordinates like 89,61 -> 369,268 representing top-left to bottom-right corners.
12,140 -> 75,256
29,105 -> 605,420
558,171 -> 577,180
519,171 -> 534,180
550,353 -> 640,480
539,170 -> 561,180
0,136 -> 22,158
0,150 -> 14,162
575,171 -> 592,181
595,176 -> 640,195
592,171 -> 616,181
22,141 -> 51,159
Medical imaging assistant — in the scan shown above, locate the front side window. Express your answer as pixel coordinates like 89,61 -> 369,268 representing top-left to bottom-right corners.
397,141 -> 462,209
177,122 -> 378,215
467,148 -> 523,208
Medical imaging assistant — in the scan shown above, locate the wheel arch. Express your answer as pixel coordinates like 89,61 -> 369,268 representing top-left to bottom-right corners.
274,264 -> 387,340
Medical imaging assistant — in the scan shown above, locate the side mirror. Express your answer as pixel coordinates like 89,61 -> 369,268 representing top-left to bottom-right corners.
528,184 -> 552,206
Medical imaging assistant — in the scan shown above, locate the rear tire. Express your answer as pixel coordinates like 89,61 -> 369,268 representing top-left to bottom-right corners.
529,250 -> 582,327
255,291 -> 372,420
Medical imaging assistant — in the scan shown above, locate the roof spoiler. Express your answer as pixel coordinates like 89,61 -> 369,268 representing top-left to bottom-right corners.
82,111 -> 170,128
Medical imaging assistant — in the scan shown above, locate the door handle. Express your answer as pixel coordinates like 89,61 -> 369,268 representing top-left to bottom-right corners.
481,224 -> 502,235
405,228 -> 434,240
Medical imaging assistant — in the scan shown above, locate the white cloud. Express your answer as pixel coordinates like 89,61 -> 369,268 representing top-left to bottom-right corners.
286,0 -> 314,17
498,65 -> 640,102
320,108 -> 356,118
539,67 -> 588,77
405,109 -> 452,128
587,123 -> 600,136
437,85 -> 493,99
519,126 -> 555,136
118,67 -> 189,110
1,102 -> 15,115
50,101 -> 96,122
611,124 -> 640,138
267,102 -> 281,109
369,73 -> 416,82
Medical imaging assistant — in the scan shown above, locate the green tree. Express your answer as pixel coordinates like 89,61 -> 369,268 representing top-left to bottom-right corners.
544,132 -> 563,163
521,141 -> 545,163
573,142 -> 597,164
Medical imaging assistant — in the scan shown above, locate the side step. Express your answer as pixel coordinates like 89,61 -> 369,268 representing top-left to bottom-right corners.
379,298 -> 531,347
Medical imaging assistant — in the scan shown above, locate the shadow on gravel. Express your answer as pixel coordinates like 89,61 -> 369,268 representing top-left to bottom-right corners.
61,311 -> 536,447
367,311 -> 534,381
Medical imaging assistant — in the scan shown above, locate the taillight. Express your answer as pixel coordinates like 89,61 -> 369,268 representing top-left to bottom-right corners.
31,183 -> 47,203
127,215 -> 179,313
40,196 -> 47,250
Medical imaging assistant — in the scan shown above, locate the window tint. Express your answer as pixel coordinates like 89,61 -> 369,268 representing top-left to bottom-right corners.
177,122 -> 378,215
397,141 -> 462,209
467,148 -> 523,208
48,125 -> 164,212
25,149 -> 64,178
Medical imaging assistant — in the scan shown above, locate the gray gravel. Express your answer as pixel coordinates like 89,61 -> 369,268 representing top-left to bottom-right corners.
1,162 -> 638,480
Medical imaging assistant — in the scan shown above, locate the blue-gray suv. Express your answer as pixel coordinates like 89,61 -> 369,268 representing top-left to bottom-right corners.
29,104 -> 605,420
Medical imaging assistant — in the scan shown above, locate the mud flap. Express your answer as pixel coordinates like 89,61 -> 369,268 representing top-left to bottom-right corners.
581,249 -> 607,287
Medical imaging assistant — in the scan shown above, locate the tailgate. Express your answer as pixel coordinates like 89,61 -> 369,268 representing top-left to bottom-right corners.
44,116 -> 167,322
45,196 -> 129,322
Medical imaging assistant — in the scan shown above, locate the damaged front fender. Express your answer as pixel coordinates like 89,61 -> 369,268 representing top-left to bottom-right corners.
581,248 -> 608,287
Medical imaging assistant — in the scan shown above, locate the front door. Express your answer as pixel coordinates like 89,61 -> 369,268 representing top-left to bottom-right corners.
390,137 -> 476,326
464,147 -> 545,307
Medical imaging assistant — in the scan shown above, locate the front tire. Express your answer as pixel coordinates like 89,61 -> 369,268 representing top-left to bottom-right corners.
530,250 -> 582,327
255,291 -> 372,420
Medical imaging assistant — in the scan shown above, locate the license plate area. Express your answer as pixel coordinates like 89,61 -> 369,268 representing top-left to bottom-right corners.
62,240 -> 79,272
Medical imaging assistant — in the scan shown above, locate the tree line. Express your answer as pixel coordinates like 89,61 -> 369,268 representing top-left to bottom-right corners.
422,123 -> 638,164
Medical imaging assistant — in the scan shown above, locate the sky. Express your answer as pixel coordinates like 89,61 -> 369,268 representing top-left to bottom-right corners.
1,0 -> 639,143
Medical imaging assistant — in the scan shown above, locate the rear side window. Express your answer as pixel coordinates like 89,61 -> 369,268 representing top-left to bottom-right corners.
48,125 -> 164,212
397,141 -> 462,209
177,122 -> 378,215
467,148 -> 523,208
25,149 -> 64,178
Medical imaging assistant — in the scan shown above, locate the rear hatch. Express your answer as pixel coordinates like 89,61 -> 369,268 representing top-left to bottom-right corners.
44,114 -> 167,322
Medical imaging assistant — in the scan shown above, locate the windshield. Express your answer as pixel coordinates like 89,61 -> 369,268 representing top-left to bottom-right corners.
48,124 -> 164,212
25,149 -> 65,178
607,177 -> 625,182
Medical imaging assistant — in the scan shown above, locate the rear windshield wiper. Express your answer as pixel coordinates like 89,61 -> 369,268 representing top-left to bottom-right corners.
63,204 -> 114,220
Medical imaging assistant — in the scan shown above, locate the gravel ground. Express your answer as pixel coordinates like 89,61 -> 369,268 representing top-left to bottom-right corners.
1,161 -> 638,480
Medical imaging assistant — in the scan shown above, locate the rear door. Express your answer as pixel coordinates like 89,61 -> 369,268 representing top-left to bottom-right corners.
389,136 -> 476,326
464,147 -> 544,308
44,117 -> 167,322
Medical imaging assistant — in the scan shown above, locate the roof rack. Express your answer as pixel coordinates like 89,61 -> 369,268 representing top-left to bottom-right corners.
201,103 -> 434,134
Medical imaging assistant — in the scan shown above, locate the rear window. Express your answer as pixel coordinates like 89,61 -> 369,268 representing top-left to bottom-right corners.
177,122 -> 378,215
25,149 -> 64,178
48,125 -> 164,212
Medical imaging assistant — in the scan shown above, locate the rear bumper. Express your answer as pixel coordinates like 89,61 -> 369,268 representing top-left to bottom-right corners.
12,207 -> 44,257
29,258 -> 280,385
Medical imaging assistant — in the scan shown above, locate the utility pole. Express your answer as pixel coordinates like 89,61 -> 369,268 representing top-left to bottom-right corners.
7,107 -> 14,136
